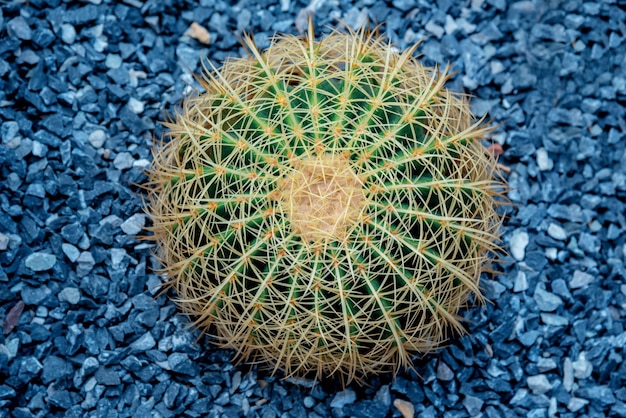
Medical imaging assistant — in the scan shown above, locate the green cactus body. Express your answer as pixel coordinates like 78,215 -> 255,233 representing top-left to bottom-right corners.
146,25 -> 505,385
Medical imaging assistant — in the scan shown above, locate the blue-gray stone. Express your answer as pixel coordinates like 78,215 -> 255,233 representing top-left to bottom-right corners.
547,223 -> 567,240
463,395 -> 484,416
24,252 -> 56,271
95,366 -> 121,386
120,213 -> 145,234
105,54 -> 122,69
19,357 -> 43,378
82,357 -> 99,375
113,152 -> 134,170
137,308 -> 159,327
164,382 -> 181,409
32,28 -> 55,47
65,5 -> 99,24
176,44 -> 201,72
576,386 -> 616,406
76,251 -> 96,277
213,391 -> 230,406
168,353 -> 198,376
541,313 -> 569,327
119,106 -> 148,135
519,330 -> 541,347
392,0 -> 417,12
374,384 -> 391,406
29,323 -> 51,342
1,121 -> 19,143
107,67 -> 130,85
437,360 -> 455,381
60,24 -> 76,44
121,356 -> 143,372
48,389 -> 72,409
62,243 -> 80,262
42,113 -> 68,138
0,384 -> 16,400
21,286 -> 51,305
550,278 -> 571,300
81,275 -> 110,299
61,222 -> 84,244
527,375 -> 552,395
570,270 -> 594,289
130,332 -> 156,352
578,232 -> 600,254
88,130 -> 107,149
509,229 -> 529,261
26,183 -> 46,199
534,288 -> 563,312
58,287 -> 81,305
0,59 -> 9,77
7,17 -> 32,40
133,405 -> 153,418
42,356 -> 73,384
132,294 -> 159,311
343,400 -> 388,418
330,389 -> 356,408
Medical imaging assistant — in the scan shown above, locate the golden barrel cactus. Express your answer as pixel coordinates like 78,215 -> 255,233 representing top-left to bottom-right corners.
145,25 -> 505,385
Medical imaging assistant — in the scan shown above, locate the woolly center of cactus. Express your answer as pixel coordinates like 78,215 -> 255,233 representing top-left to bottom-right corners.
279,153 -> 365,242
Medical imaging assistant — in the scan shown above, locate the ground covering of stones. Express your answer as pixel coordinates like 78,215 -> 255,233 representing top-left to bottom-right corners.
0,0 -> 625,417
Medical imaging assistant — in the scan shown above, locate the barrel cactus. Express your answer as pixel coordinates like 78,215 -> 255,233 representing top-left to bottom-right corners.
145,25 -> 505,385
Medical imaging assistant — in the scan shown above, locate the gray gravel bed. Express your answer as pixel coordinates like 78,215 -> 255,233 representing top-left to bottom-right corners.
0,0 -> 625,417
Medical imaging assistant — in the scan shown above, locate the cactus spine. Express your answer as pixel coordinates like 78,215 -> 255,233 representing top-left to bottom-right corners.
145,24 -> 505,385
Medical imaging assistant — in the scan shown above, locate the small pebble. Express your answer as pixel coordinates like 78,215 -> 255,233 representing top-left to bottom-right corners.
330,389 -> 356,408
76,251 -> 96,276
572,352 -> 592,379
128,97 -> 145,114
0,232 -> 9,251
110,248 -> 127,270
547,223 -> 567,240
541,313 -> 569,326
463,395 -> 484,416
185,22 -> 211,45
509,229 -> 529,261
563,357 -> 574,392
437,360 -> 455,381
105,54 -> 122,69
113,152 -> 134,170
60,24 -> 76,44
58,287 -> 81,305
62,243 -> 80,262
88,130 -> 107,149
534,288 -> 563,312
536,147 -> 554,171
513,271 -> 528,292
1,121 -> 20,143
569,270 -> 594,289
527,375 -> 552,395
121,214 -> 146,235
537,357 -> 557,373
425,20 -> 445,38
567,397 -> 589,413
7,16 -> 32,40
374,385 -> 391,406
25,252 -> 57,272
130,332 -> 156,351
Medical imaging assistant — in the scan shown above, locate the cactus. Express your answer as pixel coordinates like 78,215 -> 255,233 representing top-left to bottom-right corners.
145,24 -> 506,385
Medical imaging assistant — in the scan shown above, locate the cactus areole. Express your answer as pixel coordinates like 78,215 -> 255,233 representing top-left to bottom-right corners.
145,24 -> 506,385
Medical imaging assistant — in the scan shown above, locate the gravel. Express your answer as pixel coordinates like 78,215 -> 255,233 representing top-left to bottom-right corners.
1,0 -> 625,417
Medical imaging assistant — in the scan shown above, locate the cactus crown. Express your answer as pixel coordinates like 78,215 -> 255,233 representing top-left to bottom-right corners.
145,24 -> 505,386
